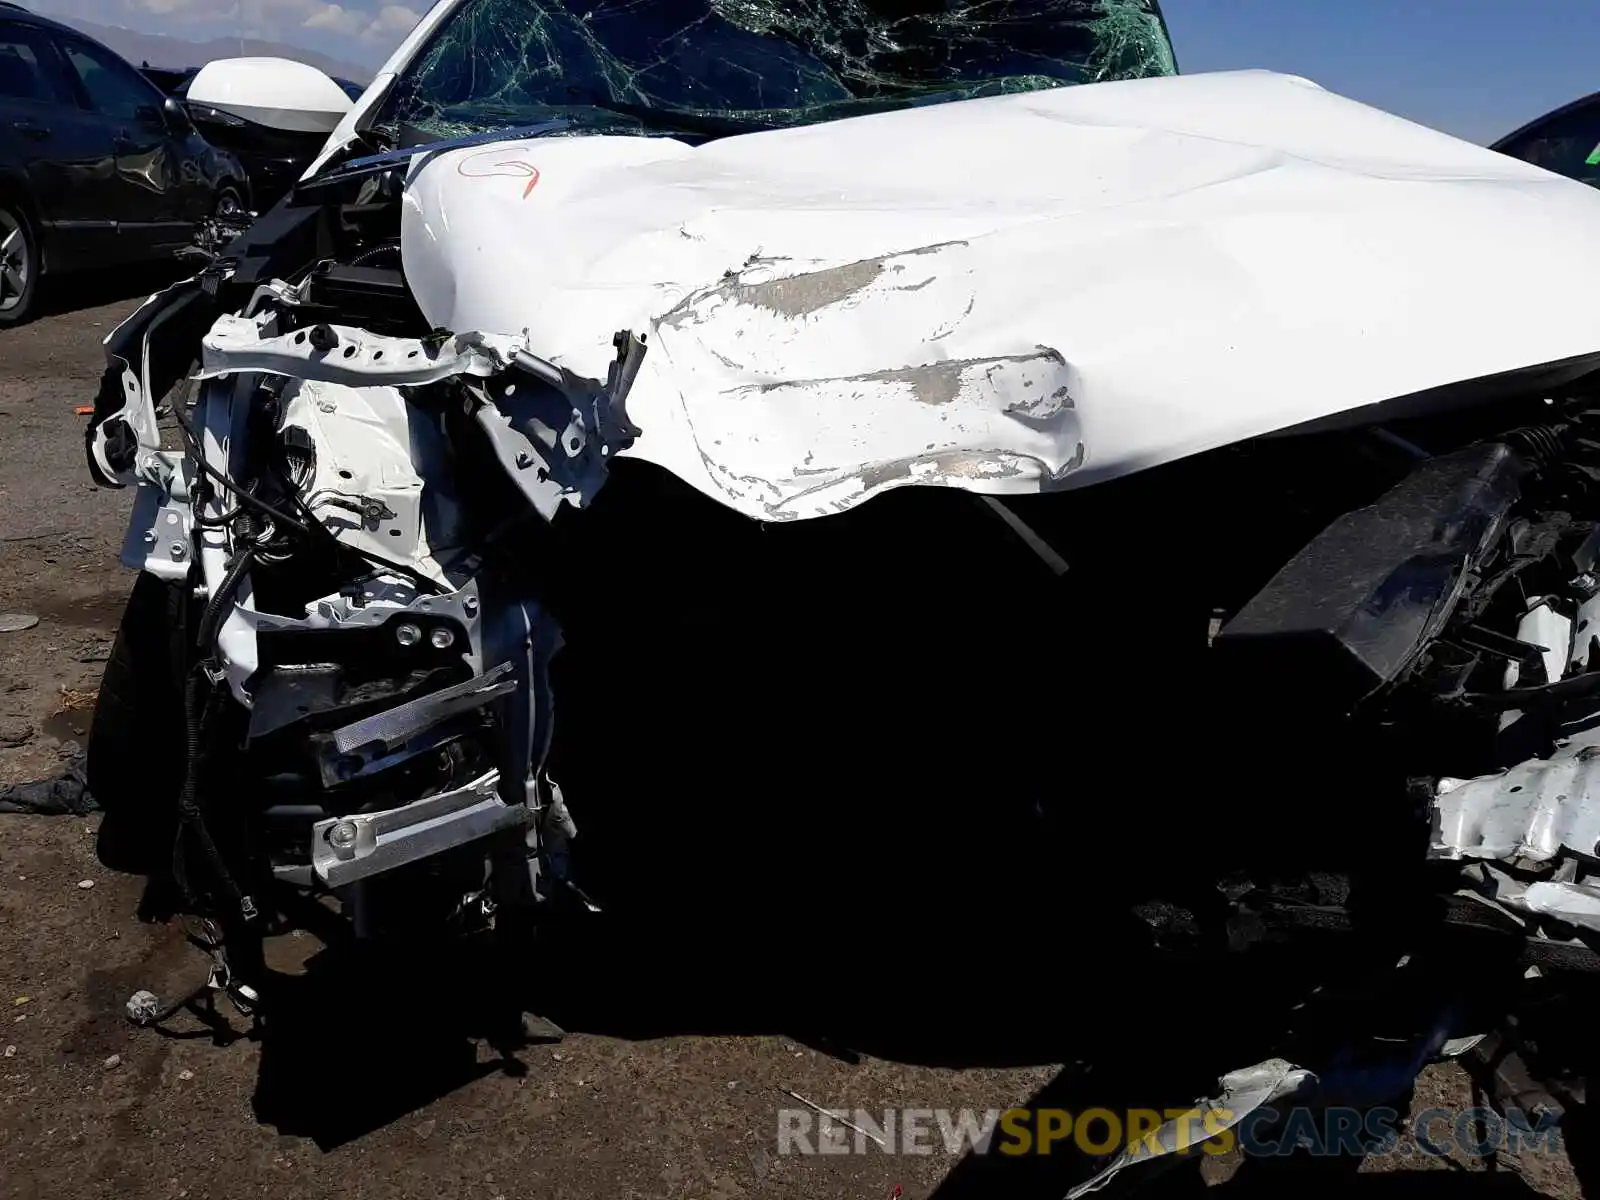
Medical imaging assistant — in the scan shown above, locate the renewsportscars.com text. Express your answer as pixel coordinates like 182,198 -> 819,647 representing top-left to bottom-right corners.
777,1105 -> 1563,1159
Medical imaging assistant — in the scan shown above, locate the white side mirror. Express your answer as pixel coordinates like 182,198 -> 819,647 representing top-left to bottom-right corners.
187,57 -> 355,135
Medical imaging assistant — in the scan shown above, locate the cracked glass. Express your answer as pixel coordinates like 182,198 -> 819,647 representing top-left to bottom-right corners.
383,0 -> 1177,143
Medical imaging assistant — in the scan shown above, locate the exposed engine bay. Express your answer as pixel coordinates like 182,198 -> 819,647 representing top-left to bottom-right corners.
85,182 -> 1600,956
73,59 -> 1600,1159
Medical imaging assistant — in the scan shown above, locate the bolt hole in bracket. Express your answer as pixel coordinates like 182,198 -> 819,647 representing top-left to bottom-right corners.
199,315 -> 524,389
473,331 -> 648,521
196,313 -> 647,522
312,770 -> 528,887
119,461 -> 198,583
236,580 -> 490,736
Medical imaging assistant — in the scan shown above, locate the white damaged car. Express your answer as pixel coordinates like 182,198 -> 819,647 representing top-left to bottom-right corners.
79,0 -> 1600,1060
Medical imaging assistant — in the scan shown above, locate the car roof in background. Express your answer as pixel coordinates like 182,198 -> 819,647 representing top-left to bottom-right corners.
0,2 -> 91,38
0,1 -> 160,65
1492,89 -> 1600,150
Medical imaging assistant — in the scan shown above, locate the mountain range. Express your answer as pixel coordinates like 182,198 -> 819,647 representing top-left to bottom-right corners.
58,16 -> 373,84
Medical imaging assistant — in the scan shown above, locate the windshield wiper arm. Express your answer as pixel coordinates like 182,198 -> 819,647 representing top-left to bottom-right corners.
555,92 -> 778,139
302,120 -> 575,191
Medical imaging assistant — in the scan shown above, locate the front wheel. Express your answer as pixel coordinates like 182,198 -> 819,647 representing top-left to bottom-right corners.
0,202 -> 40,327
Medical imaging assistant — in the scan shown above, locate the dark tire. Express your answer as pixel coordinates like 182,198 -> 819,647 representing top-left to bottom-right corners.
88,572 -> 193,876
0,201 -> 40,328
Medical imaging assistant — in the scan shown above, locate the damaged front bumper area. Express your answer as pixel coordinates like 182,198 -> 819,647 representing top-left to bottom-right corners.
82,256 -> 642,955
75,80 -> 1600,1138
1410,492 -> 1600,952
1198,422 -> 1600,972
1434,718 -> 1600,938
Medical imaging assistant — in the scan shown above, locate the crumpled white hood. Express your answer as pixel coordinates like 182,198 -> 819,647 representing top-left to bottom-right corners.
400,69 -> 1600,521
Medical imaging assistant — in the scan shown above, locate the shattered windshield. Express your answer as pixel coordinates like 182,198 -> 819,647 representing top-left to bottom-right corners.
383,0 -> 1177,142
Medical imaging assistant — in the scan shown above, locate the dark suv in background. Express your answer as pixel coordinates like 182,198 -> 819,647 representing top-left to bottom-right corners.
141,64 -> 364,212
0,2 -> 247,325
1492,90 -> 1600,188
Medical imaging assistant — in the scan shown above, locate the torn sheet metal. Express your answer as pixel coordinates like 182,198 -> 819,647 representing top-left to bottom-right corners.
1065,1058 -> 1315,1199
89,276 -> 211,488
199,311 -> 646,520
1504,600 -> 1573,689
1520,880 -> 1600,935
1457,862 -> 1600,937
401,69 -> 1600,522
1431,728 -> 1600,864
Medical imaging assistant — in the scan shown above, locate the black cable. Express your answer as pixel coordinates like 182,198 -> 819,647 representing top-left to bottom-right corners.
174,379 -> 447,594
172,544 -> 257,920
283,483 -> 446,595
162,370 -> 450,928
170,395 -> 318,538
194,505 -> 244,529
198,539 -> 257,652
191,477 -> 248,528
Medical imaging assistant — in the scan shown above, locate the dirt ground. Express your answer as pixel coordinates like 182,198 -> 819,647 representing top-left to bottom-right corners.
0,276 -> 1589,1200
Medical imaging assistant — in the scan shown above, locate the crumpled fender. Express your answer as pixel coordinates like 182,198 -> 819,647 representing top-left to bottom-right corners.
86,276 -> 219,488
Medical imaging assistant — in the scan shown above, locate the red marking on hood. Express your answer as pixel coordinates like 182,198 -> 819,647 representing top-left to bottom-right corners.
456,148 -> 541,199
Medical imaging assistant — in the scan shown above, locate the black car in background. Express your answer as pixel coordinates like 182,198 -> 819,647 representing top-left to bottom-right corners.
142,64 -> 364,211
0,2 -> 248,325
1492,91 -> 1600,187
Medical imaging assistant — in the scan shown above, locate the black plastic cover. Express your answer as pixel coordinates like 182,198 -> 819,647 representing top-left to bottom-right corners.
1215,441 -> 1528,708
305,262 -> 425,333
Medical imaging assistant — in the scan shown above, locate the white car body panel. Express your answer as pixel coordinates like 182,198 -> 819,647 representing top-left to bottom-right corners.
393,69 -> 1600,522
304,0 -> 463,177
188,57 -> 354,135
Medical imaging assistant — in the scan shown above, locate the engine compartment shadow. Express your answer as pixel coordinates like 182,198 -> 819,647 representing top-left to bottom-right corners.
249,936 -> 516,1148
244,899 -> 1303,1151
245,462 -> 1596,1191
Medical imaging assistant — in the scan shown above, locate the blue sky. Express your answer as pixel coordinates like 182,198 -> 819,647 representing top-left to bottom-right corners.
1165,0 -> 1597,144
26,0 -> 1600,145
28,0 -> 424,73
